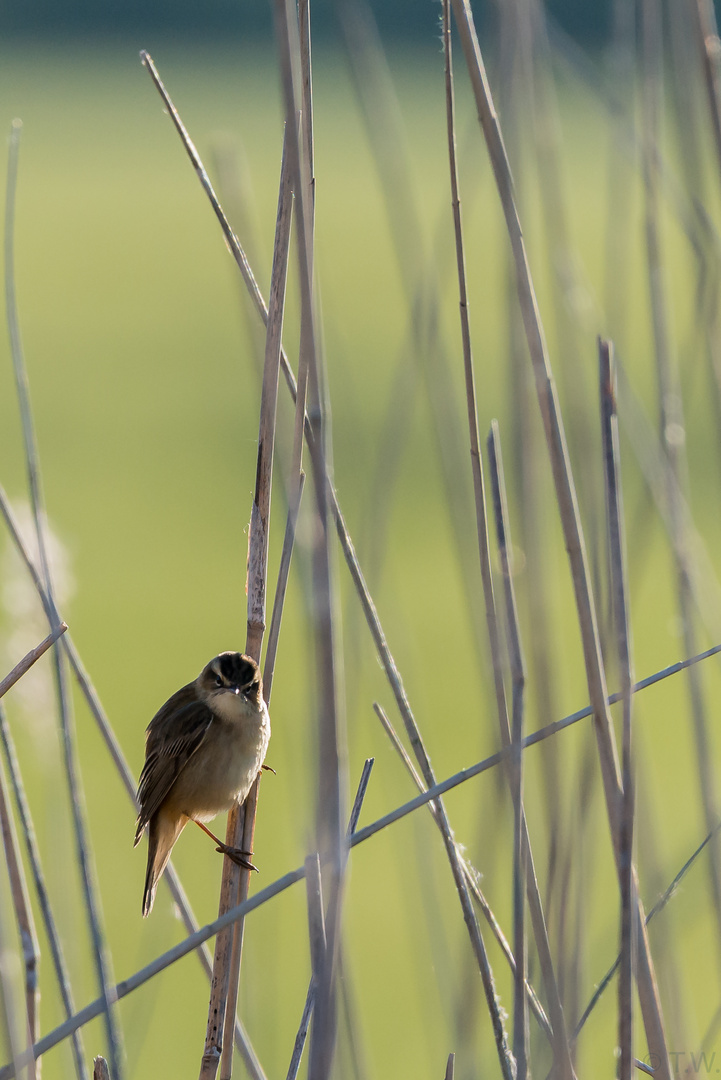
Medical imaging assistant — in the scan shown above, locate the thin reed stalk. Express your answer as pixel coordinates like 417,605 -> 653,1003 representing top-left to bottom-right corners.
92,1059 -> 109,1080
575,816 -> 721,1039
5,659 -> 721,1080
372,702 -> 552,1043
4,119 -> 123,1080
448,2 -> 671,1072
286,984 -> 315,1080
599,339 -> 635,1080
263,471 -> 304,701
441,6 -> 573,1074
273,4 -> 346,1078
305,852 -> 327,1015
0,746 -> 38,1079
1,459 -> 718,807
285,759 -> 373,1080
321,477 -> 517,1079
642,0 -> 721,978
338,0 -> 485,656
200,120 -> 292,1080
0,624 -> 67,700
0,705 -> 88,1080
486,423 -> 528,1078
689,0 -> 721,185
0,487 -> 265,1079
0,893 -> 26,1080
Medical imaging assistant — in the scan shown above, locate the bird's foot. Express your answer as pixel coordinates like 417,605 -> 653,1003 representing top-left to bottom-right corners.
215,843 -> 259,872
261,764 -> 276,774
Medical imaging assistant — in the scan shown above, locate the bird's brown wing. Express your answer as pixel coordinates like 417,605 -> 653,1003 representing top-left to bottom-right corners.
134,684 -> 214,845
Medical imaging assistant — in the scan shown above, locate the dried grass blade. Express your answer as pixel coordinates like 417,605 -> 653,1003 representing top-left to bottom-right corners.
0,744 -> 38,1078
273,4 -> 346,1078
8,721 -> 721,1080
486,423 -> 528,1079
599,339 -> 635,1080
441,6 -> 572,1073
0,705 -> 87,1080
575,816 -> 721,1039
447,2 -> 671,1072
286,984 -> 315,1080
643,0 -> 721,978
373,703 -> 551,1043
689,0 -> 721,181
285,761 -> 373,1080
0,624 -> 67,700
263,471 -> 305,702
0,490 -> 265,1080
202,122 -> 292,1080
4,119 -> 124,1080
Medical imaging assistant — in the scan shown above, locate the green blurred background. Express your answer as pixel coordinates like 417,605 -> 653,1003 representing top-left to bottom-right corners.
2,5 -> 721,1079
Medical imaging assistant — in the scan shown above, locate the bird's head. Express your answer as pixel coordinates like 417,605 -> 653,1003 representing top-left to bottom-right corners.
198,652 -> 263,709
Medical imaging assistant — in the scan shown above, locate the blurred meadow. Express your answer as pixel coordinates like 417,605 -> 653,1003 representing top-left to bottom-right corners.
2,2 -> 721,1078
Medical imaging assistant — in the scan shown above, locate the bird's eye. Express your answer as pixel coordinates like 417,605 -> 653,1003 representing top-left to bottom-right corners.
215,675 -> 223,687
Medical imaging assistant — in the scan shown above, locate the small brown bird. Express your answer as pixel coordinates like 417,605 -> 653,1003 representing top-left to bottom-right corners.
134,651 -> 271,917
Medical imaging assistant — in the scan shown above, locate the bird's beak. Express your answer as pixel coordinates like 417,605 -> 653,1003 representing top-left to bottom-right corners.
232,687 -> 241,695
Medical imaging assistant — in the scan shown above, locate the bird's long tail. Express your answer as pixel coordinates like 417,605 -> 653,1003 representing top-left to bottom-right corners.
142,811 -> 186,917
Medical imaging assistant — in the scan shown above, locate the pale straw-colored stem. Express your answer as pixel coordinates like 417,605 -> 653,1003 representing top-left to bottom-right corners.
448,2 -> 671,1072
4,120 -> 123,1080
599,339 -> 636,1080
201,123 -> 292,1080
441,4 -> 573,1071
0,705 -> 87,1080
0,624 -> 67,700
0,748 -> 38,1079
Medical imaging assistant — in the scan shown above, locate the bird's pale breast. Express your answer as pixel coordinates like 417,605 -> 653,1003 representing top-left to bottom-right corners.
168,699 -> 270,821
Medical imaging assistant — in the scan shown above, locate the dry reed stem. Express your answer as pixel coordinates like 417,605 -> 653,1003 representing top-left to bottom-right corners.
132,66 -> 510,977
286,762 -> 373,1080
200,120 -> 292,1080
689,0 -> 721,183
0,488 -> 265,1079
305,853 -> 327,1003
338,0 -> 486,659
222,123 -> 292,1080
6,661 -> 721,1080
346,760 -> 374,837
599,340 -> 635,1080
486,423 -> 528,1079
0,705 -> 87,1080
0,746 -> 38,1079
331,504 -> 516,1074
614,361 -> 721,639
373,710 -> 516,1078
372,702 -> 552,1042
286,985 -> 315,1080
445,1052 -> 455,1080
4,120 -> 123,1080
273,4 -> 346,1078
448,2 -> 671,1072
0,624 -> 67,699
575,815 -> 721,1040
0,903 -> 27,1080
643,0 -> 721,977
441,8 -> 573,1074
263,472 -> 305,702
92,1059 -> 109,1080
1,456 -> 718,811
0,644 -> 717,1077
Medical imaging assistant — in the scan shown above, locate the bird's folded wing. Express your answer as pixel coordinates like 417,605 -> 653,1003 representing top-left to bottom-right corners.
135,690 -> 214,843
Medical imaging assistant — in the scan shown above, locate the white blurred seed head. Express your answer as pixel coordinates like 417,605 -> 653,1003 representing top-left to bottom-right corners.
1,501 -> 75,754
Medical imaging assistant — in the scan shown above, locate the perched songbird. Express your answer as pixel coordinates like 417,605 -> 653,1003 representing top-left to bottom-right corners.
134,651 -> 271,917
